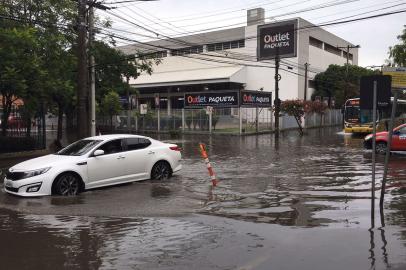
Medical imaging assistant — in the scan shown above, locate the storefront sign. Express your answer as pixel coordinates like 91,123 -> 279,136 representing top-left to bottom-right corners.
241,91 -> 272,107
184,91 -> 239,107
382,67 -> 406,89
140,104 -> 148,114
257,19 -> 297,60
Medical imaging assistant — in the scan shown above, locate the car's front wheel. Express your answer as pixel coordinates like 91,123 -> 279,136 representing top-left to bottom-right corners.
53,173 -> 80,196
376,142 -> 388,155
151,161 -> 172,180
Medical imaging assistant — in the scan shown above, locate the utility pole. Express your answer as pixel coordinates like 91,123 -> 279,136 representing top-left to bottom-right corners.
89,4 -> 96,136
77,0 -> 89,139
337,44 -> 360,102
274,54 -> 281,138
304,62 -> 309,100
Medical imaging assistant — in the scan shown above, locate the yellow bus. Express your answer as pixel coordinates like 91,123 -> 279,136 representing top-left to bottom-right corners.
343,97 -> 406,134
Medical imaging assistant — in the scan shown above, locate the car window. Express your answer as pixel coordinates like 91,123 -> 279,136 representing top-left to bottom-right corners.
97,139 -> 124,155
126,138 -> 151,151
398,127 -> 406,135
57,140 -> 102,156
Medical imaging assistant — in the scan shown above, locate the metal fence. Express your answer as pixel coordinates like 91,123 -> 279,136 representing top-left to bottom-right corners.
281,109 -> 342,130
98,108 -> 342,135
0,112 -> 46,153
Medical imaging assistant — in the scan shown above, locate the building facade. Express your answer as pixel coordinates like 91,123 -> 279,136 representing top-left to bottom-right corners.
119,8 -> 358,112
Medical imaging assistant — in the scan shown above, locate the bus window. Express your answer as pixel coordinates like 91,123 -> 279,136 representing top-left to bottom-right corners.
360,109 -> 374,124
345,106 -> 360,123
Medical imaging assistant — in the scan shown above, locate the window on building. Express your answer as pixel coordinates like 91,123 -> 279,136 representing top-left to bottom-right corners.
206,39 -> 245,52
308,80 -> 315,89
215,43 -> 223,51
309,37 -> 323,49
139,51 -> 167,59
207,44 -> 215,51
324,43 -> 341,56
171,46 -> 203,56
230,40 -> 239,49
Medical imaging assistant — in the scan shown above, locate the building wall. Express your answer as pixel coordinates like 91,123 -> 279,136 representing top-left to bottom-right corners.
297,18 -> 359,100
123,15 -> 359,104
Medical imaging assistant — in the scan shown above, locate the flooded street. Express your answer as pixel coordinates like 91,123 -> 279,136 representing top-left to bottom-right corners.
1,127 -> 406,269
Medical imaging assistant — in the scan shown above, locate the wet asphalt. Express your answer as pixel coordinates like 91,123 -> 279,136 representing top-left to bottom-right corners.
0,127 -> 406,270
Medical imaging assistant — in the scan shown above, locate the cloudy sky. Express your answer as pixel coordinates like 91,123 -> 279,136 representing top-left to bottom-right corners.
98,0 -> 406,67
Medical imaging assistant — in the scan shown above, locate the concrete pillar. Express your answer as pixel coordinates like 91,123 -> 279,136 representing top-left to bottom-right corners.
182,108 -> 185,132
239,107 -> 242,135
167,88 -> 171,116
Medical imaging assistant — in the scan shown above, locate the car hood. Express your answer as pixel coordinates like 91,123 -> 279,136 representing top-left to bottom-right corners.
10,154 -> 83,171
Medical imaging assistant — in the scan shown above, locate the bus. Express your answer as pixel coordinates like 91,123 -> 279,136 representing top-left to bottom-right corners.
343,97 -> 406,134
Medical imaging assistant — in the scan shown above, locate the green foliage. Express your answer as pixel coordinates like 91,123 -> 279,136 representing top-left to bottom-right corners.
0,0 -> 158,139
0,27 -> 43,135
312,64 -> 376,108
388,26 -> 406,67
101,91 -> 122,117
93,41 -> 160,103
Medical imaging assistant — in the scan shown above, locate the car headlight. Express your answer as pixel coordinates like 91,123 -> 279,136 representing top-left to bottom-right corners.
21,167 -> 51,179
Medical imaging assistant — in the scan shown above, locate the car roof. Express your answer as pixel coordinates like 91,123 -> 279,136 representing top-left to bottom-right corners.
85,134 -> 151,141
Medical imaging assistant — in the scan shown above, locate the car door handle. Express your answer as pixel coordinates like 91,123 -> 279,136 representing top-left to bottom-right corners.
117,155 -> 125,160
148,151 -> 155,155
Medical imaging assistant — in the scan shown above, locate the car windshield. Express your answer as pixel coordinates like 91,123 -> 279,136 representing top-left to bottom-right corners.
56,139 -> 102,156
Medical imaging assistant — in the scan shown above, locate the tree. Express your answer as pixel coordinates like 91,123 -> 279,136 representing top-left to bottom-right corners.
92,41 -> 160,103
0,0 -> 158,142
312,64 -> 376,108
0,0 -> 77,138
0,27 -> 42,136
388,26 -> 406,67
279,100 -> 329,135
280,100 -> 307,135
100,91 -> 121,131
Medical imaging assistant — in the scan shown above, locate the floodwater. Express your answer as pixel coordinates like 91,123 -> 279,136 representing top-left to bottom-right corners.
1,127 -> 406,270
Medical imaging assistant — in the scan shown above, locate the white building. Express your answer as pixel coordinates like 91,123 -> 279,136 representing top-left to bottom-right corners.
119,8 -> 358,111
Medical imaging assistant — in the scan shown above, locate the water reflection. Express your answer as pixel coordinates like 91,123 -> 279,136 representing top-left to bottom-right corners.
176,128 -> 406,229
0,210 -> 222,270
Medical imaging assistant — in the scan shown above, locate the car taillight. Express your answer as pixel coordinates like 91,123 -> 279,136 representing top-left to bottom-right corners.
169,146 -> 182,151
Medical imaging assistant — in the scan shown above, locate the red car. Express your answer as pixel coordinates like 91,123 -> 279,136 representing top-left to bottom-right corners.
364,123 -> 406,154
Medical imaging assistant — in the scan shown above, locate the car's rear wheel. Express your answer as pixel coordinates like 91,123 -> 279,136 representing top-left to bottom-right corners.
151,161 -> 172,180
53,173 -> 80,196
376,142 -> 387,155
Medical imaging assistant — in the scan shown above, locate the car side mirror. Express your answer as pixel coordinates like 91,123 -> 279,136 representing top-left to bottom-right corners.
93,149 -> 105,157
393,130 -> 400,136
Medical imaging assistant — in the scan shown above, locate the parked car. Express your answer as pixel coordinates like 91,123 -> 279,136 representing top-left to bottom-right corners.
3,134 -> 182,197
8,116 -> 26,129
364,123 -> 406,154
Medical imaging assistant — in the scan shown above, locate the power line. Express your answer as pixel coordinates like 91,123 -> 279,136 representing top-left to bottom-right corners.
98,7 -> 406,61
106,0 -> 358,38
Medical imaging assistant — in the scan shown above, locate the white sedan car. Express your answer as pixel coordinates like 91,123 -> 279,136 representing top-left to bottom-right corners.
3,134 -> 182,197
